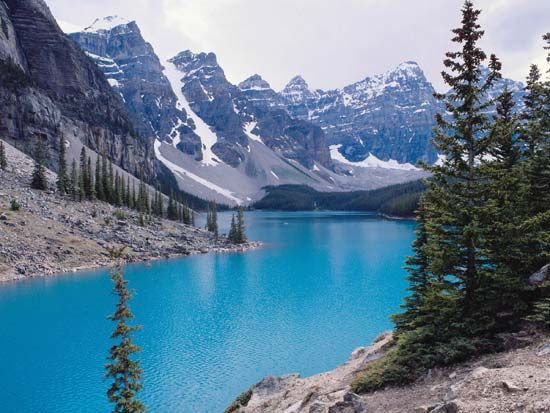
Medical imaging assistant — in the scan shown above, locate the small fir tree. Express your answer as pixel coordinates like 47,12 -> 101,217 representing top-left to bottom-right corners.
56,134 -> 69,194
31,137 -> 48,190
105,247 -> 145,413
0,140 -> 7,170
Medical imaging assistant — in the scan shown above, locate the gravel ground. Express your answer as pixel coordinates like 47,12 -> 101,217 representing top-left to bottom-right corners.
0,140 -> 260,282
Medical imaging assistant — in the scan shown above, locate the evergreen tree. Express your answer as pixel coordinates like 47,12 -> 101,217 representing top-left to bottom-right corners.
167,191 -> 178,220
56,134 -> 69,194
31,137 -> 48,190
206,201 -> 218,237
236,207 -> 247,243
96,156 -> 105,201
158,188 -> 164,218
392,199 -> 431,336
0,140 -> 7,170
228,214 -> 237,243
102,156 -> 110,202
131,183 -> 136,211
79,148 -> 89,199
354,1 -> 505,392
125,177 -> 131,207
70,159 -> 79,201
478,88 -> 529,327
108,162 -> 115,204
87,157 -> 95,199
78,162 -> 85,201
105,247 -> 145,413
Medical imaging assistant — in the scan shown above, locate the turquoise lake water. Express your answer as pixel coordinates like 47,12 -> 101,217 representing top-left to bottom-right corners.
0,211 -> 416,413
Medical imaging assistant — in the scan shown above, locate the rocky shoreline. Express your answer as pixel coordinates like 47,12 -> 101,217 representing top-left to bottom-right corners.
0,140 -> 260,283
228,329 -> 550,413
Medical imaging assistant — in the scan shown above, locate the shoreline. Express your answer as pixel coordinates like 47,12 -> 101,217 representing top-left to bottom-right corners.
0,240 -> 263,284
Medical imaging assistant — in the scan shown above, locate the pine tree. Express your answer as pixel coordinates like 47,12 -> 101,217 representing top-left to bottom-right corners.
158,188 -> 164,218
95,156 -> 103,201
392,199 -> 431,336
102,156 -> 110,202
354,1 -> 505,392
108,162 -> 115,204
0,140 -> 7,170
31,137 -> 48,190
70,159 -> 79,201
478,88 -> 529,328
105,247 -> 145,413
125,177 -> 131,207
228,214 -> 237,243
56,134 -> 69,194
236,207 -> 247,243
79,148 -> 88,199
206,201 -> 218,237
131,183 -> 136,210
87,157 -> 95,199
167,191 -> 178,220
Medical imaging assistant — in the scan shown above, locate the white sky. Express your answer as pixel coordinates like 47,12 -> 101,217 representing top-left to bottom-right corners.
48,0 -> 549,92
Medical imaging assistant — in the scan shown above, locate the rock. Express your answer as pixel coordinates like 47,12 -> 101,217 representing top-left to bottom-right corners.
529,264 -> 550,286
536,343 -> 550,356
500,381 -> 522,393
328,392 -> 368,413
428,401 -> 458,413
0,213 -> 7,221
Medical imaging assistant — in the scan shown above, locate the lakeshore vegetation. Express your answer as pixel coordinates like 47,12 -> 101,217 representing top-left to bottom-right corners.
353,1 -> 550,393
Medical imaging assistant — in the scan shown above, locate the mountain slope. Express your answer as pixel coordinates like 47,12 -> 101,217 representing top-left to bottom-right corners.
0,0 -> 153,179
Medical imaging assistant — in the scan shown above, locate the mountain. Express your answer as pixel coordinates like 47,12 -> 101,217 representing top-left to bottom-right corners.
69,19 -> 427,205
67,16 -> 525,206
0,1 -> 153,178
279,63 -> 525,166
280,62 -> 441,165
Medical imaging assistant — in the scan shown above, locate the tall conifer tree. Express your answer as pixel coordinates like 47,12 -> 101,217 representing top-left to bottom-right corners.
105,247 -> 145,413
56,134 -> 69,194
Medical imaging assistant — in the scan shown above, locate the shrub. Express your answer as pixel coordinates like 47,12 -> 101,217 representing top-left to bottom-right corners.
113,209 -> 127,220
224,388 -> 252,413
10,199 -> 20,211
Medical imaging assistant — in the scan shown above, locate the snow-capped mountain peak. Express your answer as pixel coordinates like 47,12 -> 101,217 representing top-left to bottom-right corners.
238,74 -> 272,91
83,16 -> 131,33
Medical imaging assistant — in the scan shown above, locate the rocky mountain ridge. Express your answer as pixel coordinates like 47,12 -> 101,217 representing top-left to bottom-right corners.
0,1 -> 153,180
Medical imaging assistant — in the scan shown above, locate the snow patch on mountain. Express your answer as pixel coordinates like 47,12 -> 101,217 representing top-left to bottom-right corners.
84,16 -> 130,32
163,61 -> 221,166
330,145 -> 419,171
154,140 -> 242,203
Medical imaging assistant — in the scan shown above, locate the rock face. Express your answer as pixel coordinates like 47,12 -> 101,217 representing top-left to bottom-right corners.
279,63 -> 525,166
0,0 -> 153,179
281,62 -> 442,165
69,19 -> 204,161
169,50 -> 332,169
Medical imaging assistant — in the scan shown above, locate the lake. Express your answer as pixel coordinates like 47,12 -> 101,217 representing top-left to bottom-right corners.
0,211 -> 416,412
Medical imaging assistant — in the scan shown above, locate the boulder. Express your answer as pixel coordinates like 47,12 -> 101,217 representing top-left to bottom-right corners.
529,264 -> 550,286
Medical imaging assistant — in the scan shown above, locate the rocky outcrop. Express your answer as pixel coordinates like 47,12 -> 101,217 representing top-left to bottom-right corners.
0,0 -> 153,180
529,264 -> 550,286
229,329 -> 550,413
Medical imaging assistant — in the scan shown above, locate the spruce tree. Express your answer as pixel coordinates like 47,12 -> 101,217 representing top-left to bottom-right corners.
158,188 -> 164,217
108,162 -> 115,204
236,207 -> 247,243
125,177 -> 131,207
56,134 -> 69,194
31,137 -> 48,190
228,214 -> 237,243
167,191 -> 178,220
95,156 -> 103,201
206,201 -> 218,237
87,157 -> 95,199
105,247 -> 145,413
354,1 -> 504,392
102,156 -> 110,202
79,148 -> 88,198
70,159 -> 79,201
0,140 -> 7,170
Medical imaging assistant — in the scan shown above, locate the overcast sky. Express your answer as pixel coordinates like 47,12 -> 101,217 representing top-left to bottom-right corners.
49,0 -> 549,92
